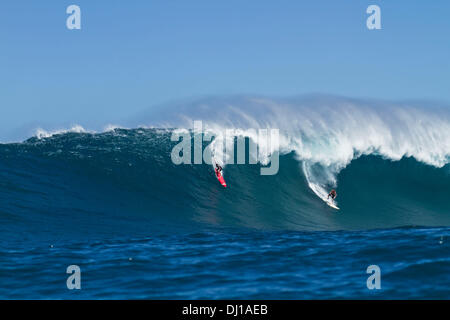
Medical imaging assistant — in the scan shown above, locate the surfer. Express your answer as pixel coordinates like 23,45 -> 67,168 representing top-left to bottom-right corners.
214,163 -> 227,187
327,189 -> 337,200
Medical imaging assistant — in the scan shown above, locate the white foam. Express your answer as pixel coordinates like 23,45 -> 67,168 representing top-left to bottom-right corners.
163,96 -> 450,170
103,124 -> 127,132
35,125 -> 89,139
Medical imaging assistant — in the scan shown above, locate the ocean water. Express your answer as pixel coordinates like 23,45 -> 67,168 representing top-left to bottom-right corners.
0,96 -> 449,299
1,227 -> 449,299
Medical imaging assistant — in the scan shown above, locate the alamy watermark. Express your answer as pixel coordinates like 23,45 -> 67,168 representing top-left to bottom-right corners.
66,265 -> 81,290
66,5 -> 81,30
366,265 -> 381,290
170,121 -> 280,175
367,5 -> 381,30
65,4 -> 381,31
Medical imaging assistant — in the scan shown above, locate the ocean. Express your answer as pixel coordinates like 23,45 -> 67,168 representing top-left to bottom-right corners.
0,96 -> 449,299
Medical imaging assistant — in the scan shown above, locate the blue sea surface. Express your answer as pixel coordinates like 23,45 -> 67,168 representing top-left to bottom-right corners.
0,227 -> 449,299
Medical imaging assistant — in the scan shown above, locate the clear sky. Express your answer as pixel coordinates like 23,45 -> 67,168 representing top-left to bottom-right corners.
1,1 -> 450,139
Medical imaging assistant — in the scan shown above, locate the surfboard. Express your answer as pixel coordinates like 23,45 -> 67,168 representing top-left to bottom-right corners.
215,169 -> 227,187
212,158 -> 227,187
326,199 -> 340,210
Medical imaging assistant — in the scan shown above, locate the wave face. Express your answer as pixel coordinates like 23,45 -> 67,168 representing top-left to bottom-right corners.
1,126 -> 449,242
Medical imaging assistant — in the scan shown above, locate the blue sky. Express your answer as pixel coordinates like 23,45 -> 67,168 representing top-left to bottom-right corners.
1,1 -> 450,139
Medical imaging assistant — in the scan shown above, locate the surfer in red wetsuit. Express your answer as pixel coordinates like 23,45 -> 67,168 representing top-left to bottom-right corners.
327,189 -> 337,200
214,163 -> 227,187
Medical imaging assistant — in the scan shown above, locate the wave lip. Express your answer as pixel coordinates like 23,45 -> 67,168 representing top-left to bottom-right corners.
34,125 -> 89,139
134,95 -> 450,169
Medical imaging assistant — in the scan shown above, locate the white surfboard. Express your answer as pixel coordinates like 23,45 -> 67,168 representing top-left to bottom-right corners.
307,181 -> 340,210
326,199 -> 340,210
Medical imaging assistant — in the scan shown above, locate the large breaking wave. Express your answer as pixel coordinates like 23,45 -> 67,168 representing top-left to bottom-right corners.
0,95 -> 449,240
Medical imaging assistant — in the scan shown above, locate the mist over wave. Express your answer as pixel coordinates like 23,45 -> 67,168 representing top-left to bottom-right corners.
143,95 -> 450,166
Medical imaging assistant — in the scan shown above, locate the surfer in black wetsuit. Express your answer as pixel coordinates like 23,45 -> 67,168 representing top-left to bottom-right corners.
215,163 -> 222,173
327,189 -> 337,200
